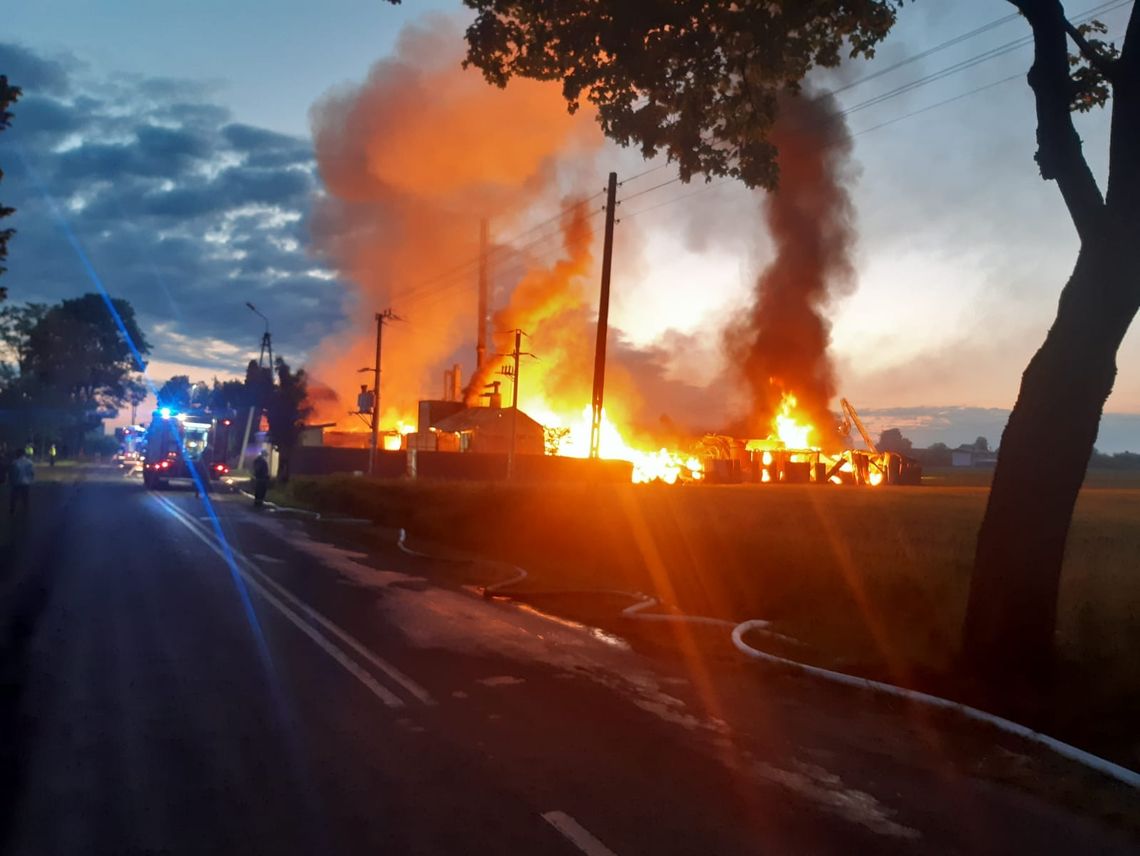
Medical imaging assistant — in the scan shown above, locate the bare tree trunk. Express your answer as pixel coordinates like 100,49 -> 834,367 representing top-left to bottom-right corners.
962,235 -> 1140,686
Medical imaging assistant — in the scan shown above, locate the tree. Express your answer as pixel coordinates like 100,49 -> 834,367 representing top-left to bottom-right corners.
0,75 -> 21,302
464,2 -> 900,187
877,428 -> 912,453
157,375 -> 193,411
208,377 -> 250,413
973,436 -> 990,453
464,0 -> 1140,689
915,442 -> 952,468
0,294 -> 150,449
264,358 -> 311,484
244,359 -> 273,412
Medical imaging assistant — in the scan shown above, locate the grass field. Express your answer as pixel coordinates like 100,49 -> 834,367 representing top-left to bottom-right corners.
273,471 -> 1140,764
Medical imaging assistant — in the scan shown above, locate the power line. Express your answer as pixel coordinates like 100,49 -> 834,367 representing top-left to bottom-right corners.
621,179 -> 734,221
393,204 -> 606,307
402,191 -> 604,296
832,10 -> 1024,95
841,36 -> 1032,116
852,72 -> 1025,137
399,221 -> 609,323
617,176 -> 683,204
617,162 -> 671,186
840,0 -> 1130,117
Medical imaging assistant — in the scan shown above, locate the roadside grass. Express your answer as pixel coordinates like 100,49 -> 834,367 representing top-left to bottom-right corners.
270,473 -> 1140,766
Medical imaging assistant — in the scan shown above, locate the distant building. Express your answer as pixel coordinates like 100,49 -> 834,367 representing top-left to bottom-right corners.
298,422 -> 336,447
951,447 -> 998,467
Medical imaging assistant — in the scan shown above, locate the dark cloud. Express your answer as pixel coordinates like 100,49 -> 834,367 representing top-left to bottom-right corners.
0,42 -> 73,94
0,41 -> 342,377
222,123 -> 312,168
7,94 -> 83,140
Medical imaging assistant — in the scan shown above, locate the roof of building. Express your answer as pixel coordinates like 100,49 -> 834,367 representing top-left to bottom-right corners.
432,406 -> 544,434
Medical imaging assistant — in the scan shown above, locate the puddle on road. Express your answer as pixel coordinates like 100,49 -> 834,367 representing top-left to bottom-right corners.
244,515 -> 418,590
477,676 -> 526,687
511,602 -> 630,650
752,759 -> 920,840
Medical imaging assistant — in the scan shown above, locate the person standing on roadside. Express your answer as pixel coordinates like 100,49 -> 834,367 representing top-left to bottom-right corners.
252,450 -> 270,508
8,448 -> 34,517
49,443 -> 57,467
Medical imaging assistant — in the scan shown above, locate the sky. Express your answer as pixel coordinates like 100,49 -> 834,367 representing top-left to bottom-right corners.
3,0 -> 1139,452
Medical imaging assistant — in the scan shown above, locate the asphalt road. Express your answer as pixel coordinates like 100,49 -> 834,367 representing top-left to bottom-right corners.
1,471 -> 1136,855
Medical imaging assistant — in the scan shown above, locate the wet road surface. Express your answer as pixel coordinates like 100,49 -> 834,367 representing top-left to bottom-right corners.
1,473 -> 1136,854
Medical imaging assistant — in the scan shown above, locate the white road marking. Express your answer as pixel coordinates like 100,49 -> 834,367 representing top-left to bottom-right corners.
542,811 -> 619,856
252,553 -> 286,564
152,495 -> 430,707
158,496 -> 434,706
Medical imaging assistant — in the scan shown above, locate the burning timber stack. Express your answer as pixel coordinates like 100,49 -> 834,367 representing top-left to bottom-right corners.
697,435 -> 922,487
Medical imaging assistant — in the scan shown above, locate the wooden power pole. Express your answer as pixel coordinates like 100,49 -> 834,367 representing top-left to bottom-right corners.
368,308 -> 400,476
589,172 -> 618,460
477,218 -> 489,370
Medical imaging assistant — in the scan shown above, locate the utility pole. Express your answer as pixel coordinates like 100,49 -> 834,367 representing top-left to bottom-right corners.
498,328 -> 533,479
247,302 -> 273,370
368,308 -> 400,476
477,217 -> 489,370
589,172 -> 619,459
243,302 -> 273,473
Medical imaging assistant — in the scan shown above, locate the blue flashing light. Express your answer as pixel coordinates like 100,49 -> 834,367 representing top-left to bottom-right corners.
159,407 -> 172,419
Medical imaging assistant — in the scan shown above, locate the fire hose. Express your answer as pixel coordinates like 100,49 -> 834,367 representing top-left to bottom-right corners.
397,526 -> 1140,790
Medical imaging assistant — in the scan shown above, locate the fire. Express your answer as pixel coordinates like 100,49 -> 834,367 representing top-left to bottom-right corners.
532,404 -> 702,485
773,393 -> 813,449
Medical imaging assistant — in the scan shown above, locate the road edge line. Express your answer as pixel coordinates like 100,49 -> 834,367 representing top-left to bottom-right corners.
153,494 -> 406,708
541,811 -> 619,856
156,493 -> 435,706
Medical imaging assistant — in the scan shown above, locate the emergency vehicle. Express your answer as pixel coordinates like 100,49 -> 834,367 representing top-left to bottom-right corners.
142,408 -> 235,489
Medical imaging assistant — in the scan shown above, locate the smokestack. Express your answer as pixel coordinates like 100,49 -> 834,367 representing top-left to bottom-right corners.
482,380 -> 502,410
727,89 -> 856,449
451,363 -> 462,402
465,201 -> 595,407
477,217 -> 489,370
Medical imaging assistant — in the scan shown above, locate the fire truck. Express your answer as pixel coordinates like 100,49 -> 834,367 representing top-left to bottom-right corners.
142,408 -> 235,489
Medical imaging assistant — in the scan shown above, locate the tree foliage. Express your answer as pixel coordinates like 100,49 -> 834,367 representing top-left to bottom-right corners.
463,0 -> 904,187
0,74 -> 21,300
265,357 -> 312,483
0,293 -> 150,447
208,377 -> 251,413
877,427 -> 912,453
157,375 -> 193,410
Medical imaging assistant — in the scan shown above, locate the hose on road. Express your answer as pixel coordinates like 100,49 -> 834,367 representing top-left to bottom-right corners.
396,526 -> 1140,790
732,620 -> 1140,789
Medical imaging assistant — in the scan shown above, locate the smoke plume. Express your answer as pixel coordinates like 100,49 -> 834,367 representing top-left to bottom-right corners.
727,90 -> 857,449
308,16 -> 599,428
465,201 -> 596,409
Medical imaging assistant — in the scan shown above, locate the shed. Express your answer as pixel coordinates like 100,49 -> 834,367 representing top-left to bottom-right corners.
431,406 -> 545,455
